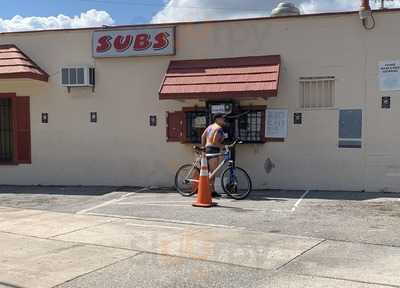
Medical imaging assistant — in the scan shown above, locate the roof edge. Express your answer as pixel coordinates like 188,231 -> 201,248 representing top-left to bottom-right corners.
1,8 -> 400,36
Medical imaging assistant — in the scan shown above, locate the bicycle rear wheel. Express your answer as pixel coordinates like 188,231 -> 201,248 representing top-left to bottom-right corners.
221,166 -> 252,200
175,164 -> 199,197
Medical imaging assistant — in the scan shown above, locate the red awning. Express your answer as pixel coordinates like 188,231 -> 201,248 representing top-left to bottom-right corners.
159,55 -> 280,100
0,44 -> 49,82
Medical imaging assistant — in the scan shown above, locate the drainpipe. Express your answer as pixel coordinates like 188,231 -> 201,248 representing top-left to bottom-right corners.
360,0 -> 371,191
359,0 -> 375,30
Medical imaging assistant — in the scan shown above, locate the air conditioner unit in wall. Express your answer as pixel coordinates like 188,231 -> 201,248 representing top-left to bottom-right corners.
61,67 -> 95,87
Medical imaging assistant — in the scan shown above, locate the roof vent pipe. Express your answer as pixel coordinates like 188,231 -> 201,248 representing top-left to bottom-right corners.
359,0 -> 375,30
271,2 -> 301,17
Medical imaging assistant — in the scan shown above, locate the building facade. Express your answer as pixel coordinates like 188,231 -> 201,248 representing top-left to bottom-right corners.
1,9 -> 400,192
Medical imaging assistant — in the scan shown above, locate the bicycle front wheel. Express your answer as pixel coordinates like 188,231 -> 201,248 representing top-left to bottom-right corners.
221,166 -> 252,200
175,164 -> 199,197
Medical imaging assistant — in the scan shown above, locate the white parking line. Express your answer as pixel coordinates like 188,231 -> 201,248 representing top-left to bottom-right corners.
125,223 -> 185,230
117,201 -> 190,205
291,190 -> 310,212
76,188 -> 148,215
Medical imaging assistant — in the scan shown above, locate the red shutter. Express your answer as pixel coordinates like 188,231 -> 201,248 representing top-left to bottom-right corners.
166,111 -> 184,142
15,97 -> 31,164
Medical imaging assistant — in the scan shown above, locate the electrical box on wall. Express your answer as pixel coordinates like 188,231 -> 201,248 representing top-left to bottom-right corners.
382,96 -> 391,109
294,112 -> 302,125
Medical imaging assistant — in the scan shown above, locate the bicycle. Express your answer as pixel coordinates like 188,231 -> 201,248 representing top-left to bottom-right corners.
174,139 -> 253,200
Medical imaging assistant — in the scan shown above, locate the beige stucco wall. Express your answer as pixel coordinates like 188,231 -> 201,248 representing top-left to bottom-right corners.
1,11 -> 399,192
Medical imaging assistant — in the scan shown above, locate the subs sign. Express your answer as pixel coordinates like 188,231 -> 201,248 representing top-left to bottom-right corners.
93,27 -> 175,58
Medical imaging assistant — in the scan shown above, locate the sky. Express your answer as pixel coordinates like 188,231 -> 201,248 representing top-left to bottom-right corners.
0,0 -> 400,32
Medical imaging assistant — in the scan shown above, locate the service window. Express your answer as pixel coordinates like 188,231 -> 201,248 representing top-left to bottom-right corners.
166,105 -> 266,144
185,111 -> 208,143
339,109 -> 362,148
238,110 -> 265,143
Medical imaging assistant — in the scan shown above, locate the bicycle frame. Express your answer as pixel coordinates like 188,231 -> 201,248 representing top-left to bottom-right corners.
184,148 -> 233,184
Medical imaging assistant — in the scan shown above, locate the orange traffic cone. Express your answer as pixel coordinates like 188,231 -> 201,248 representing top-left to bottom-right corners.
193,153 -> 217,208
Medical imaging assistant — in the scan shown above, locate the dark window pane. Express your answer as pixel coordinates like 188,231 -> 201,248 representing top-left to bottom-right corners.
339,140 -> 362,148
186,111 -> 209,143
238,111 -> 263,142
69,68 -> 77,85
77,68 -> 85,84
0,98 -> 13,161
61,68 -> 69,84
339,109 -> 362,139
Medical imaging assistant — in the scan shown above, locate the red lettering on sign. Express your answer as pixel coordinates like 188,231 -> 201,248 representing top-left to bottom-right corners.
134,34 -> 151,51
114,35 -> 133,52
153,32 -> 170,50
96,35 -> 112,53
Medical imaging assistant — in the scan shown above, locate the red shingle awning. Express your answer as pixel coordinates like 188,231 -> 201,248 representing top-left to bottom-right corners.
159,55 -> 281,100
0,44 -> 49,82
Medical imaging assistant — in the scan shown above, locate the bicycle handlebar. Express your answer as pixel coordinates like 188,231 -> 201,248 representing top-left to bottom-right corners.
193,139 -> 243,153
225,138 -> 243,149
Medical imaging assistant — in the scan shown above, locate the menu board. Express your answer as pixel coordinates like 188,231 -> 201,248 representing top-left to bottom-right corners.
266,109 -> 288,139
379,60 -> 400,91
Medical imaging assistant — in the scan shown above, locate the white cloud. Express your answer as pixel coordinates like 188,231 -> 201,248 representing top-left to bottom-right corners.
152,0 -> 400,23
0,9 -> 115,32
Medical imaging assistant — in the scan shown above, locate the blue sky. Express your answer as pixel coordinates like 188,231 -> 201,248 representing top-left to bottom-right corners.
1,0 -> 400,32
3,0 -> 163,25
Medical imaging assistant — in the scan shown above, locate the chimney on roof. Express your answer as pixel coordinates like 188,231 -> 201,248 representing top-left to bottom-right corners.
271,2 -> 301,17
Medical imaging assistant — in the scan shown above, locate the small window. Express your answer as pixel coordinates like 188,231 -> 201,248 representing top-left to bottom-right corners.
300,76 -> 335,109
238,111 -> 264,143
61,68 -> 69,85
339,109 -> 362,148
185,111 -> 209,143
0,98 -> 13,162
0,95 -> 31,164
69,68 -> 77,85
77,68 -> 85,84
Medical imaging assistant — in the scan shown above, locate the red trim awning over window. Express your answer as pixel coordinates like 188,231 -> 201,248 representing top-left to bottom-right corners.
159,55 -> 281,100
0,44 -> 49,82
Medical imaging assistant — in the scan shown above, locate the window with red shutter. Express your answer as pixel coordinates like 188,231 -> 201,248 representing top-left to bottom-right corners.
15,97 -> 31,164
0,97 -> 14,163
166,111 -> 184,142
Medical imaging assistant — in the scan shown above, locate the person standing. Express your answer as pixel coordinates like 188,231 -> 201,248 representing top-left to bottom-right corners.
201,113 -> 226,196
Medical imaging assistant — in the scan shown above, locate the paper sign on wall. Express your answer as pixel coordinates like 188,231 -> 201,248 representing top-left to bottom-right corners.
266,109 -> 288,138
379,60 -> 400,91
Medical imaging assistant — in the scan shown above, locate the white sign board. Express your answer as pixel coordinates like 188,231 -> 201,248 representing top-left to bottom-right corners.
211,104 -> 227,114
379,60 -> 400,91
193,116 -> 207,128
93,27 -> 175,58
266,109 -> 288,138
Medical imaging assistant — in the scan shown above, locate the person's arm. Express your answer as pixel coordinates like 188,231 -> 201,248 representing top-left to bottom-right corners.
201,129 -> 207,147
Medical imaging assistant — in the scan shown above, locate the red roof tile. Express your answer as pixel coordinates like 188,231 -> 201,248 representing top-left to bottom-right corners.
0,44 -> 49,82
159,55 -> 281,100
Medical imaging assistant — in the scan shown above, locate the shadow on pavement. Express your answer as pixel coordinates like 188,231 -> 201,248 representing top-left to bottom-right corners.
0,185 -> 119,196
0,186 -> 399,202
135,189 -> 400,202
0,282 -> 27,288
248,189 -> 400,201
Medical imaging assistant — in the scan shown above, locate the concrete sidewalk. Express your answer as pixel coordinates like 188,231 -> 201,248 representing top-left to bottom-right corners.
0,206 -> 398,288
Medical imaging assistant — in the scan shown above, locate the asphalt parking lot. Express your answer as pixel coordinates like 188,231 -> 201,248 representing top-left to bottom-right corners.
0,186 -> 400,287
1,186 -> 400,245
